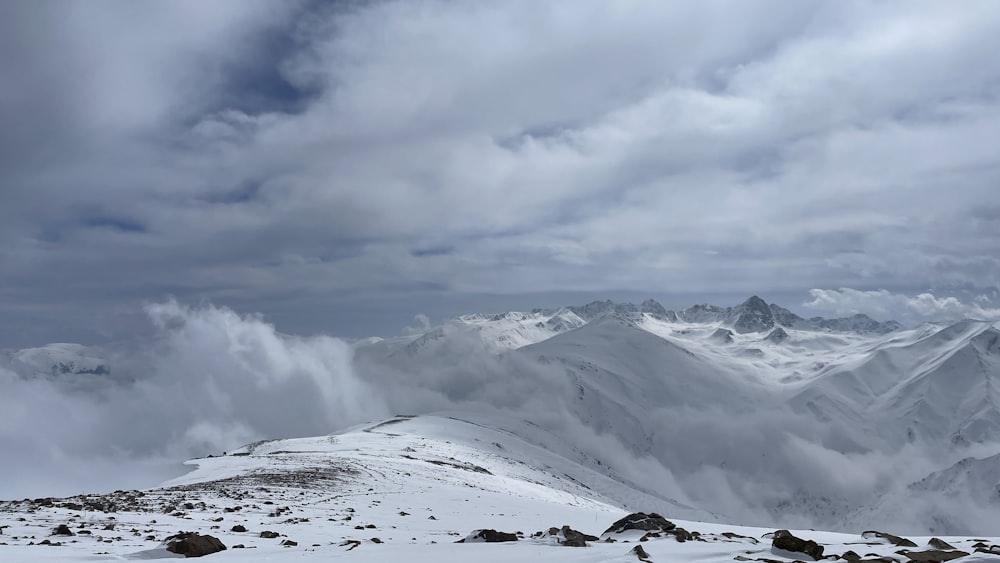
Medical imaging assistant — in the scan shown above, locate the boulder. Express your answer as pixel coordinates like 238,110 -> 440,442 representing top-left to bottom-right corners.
928,538 -> 954,550
458,529 -> 518,543
230,525 -> 246,533
164,532 -> 227,557
52,524 -> 75,536
603,513 -> 676,535
556,525 -> 597,547
772,529 -> 824,561
259,530 -> 280,539
630,544 -> 652,561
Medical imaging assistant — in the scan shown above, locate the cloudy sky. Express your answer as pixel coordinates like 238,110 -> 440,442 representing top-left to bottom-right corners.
3,0 -> 1000,346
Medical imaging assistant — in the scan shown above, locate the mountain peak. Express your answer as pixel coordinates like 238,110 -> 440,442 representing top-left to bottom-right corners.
728,296 -> 776,333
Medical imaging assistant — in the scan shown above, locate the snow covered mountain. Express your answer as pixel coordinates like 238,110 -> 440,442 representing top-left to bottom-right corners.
3,343 -> 109,378
5,294 -> 1000,555
347,296 -> 1000,532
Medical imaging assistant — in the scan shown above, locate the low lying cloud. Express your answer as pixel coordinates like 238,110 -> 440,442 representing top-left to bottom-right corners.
0,300 -> 387,498
804,288 -> 1000,324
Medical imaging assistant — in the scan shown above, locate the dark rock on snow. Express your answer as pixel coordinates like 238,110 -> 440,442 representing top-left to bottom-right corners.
164,532 -> 227,558
603,512 -> 676,535
772,529 -> 824,561
861,530 -> 918,547
900,549 -> 970,562
928,538 -> 955,550
459,529 -> 518,543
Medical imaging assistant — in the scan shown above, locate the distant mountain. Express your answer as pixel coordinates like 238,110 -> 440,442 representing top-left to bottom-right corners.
3,343 -> 109,378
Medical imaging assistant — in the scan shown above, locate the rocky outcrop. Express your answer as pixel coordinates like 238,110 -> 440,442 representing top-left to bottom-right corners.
164,532 -> 226,557
728,296 -> 776,333
771,529 -> 824,561
603,512 -> 676,535
711,328 -> 735,344
765,327 -> 789,343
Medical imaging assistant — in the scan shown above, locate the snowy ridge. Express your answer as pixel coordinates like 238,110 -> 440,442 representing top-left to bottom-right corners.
3,414 -> 999,562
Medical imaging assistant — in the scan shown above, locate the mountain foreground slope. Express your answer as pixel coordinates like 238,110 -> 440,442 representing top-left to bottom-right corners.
2,414 -> 999,562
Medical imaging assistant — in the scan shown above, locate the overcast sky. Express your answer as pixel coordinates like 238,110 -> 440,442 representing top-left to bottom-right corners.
2,1 -> 1000,346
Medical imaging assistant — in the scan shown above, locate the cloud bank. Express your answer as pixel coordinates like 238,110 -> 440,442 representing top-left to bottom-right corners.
805,288 -> 1000,324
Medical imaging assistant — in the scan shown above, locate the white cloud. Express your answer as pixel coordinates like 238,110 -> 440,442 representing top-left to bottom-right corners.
804,288 -> 1000,323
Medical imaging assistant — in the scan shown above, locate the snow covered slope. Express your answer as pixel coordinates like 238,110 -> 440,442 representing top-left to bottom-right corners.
3,414 -> 998,562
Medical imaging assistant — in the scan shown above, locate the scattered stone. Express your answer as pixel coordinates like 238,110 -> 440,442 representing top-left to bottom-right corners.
604,513 -> 676,535
341,539 -> 361,550
259,530 -> 280,539
231,525 -> 247,533
457,529 -> 519,543
371,537 -> 383,544
232,544 -> 245,549
928,538 -> 954,550
52,524 -> 75,536
281,539 -> 297,547
164,532 -> 227,557
428,515 -> 437,520
862,531 -> 918,547
399,511 -> 409,516
772,529 -> 824,561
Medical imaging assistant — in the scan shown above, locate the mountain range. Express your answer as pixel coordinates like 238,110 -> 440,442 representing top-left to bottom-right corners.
3,295 -> 1000,555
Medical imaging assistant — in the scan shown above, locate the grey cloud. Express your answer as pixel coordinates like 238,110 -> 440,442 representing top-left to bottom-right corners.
2,0 -> 1000,344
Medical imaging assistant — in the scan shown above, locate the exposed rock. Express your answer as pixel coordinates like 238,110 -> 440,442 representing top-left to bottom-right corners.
556,525 -> 598,547
900,549 -> 969,562
772,529 -> 824,561
52,524 -> 74,536
711,328 -> 735,344
861,531 -> 917,547
728,296 -> 776,333
765,327 -> 789,343
457,529 -> 518,543
839,550 -> 860,562
630,544 -> 652,561
281,539 -> 297,547
230,525 -> 246,533
164,532 -> 227,557
928,539 -> 954,550
721,532 -> 759,544
370,537 -> 383,544
259,530 -> 280,539
603,513 -> 676,535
